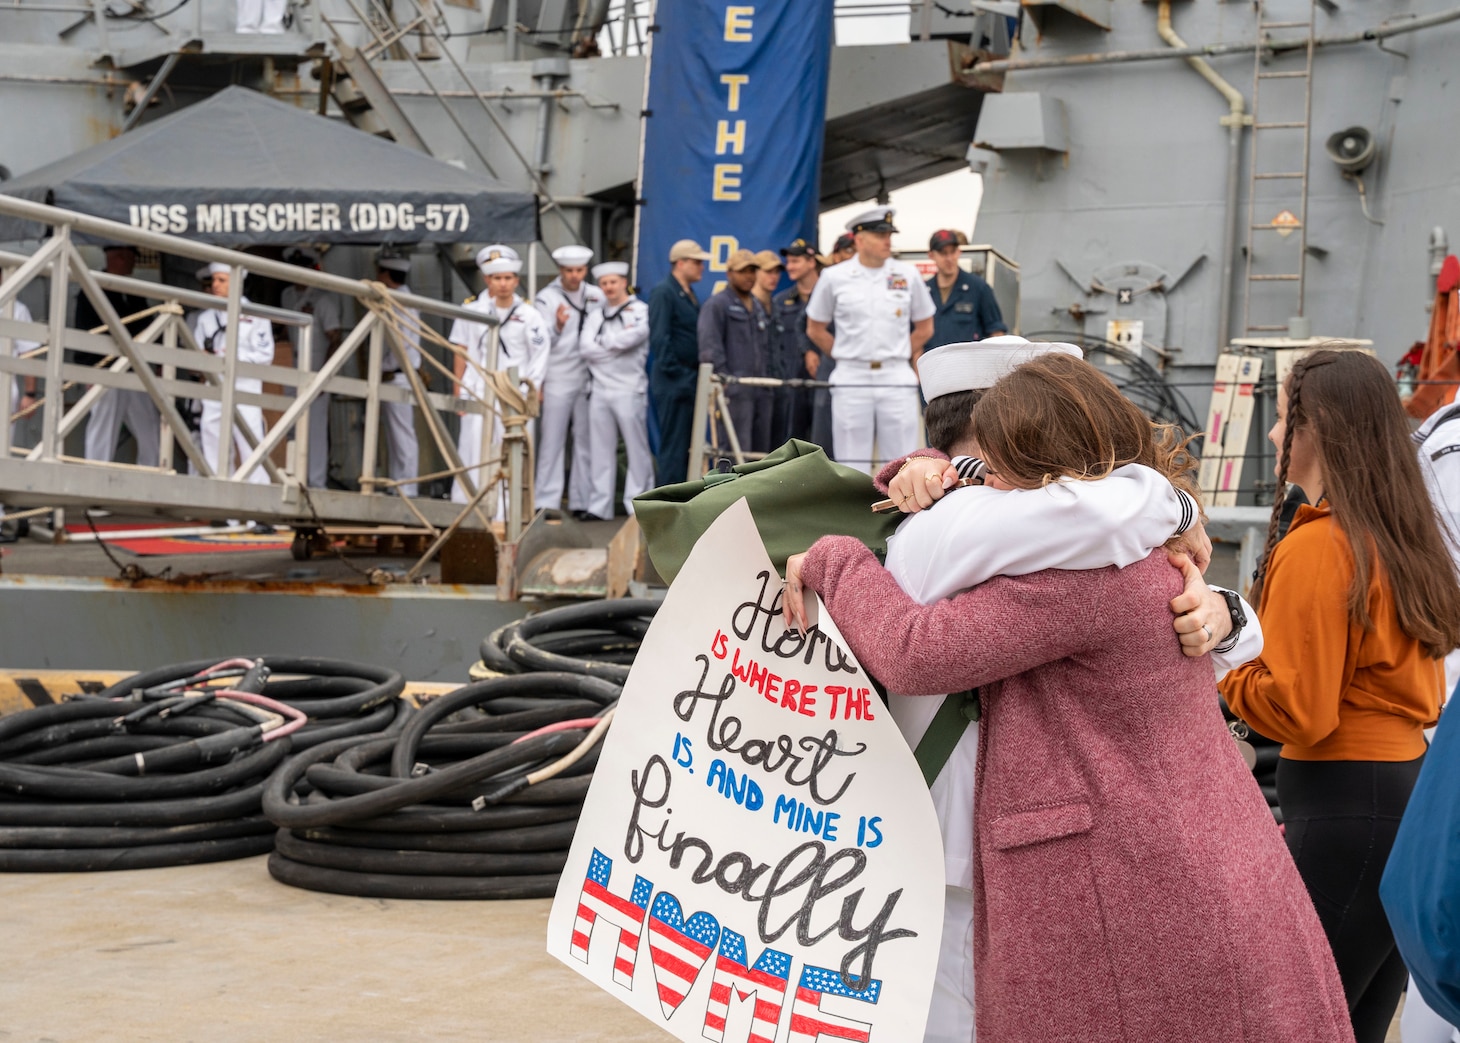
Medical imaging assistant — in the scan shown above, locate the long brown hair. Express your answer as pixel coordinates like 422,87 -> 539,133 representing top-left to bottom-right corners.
970,353 -> 1200,503
1253,349 -> 1460,657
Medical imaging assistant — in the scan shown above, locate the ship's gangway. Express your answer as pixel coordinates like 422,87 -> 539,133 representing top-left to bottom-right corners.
0,196 -> 530,551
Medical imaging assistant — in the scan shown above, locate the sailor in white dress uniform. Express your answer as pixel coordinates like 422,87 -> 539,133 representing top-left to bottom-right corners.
534,244 -> 604,516
578,261 -> 653,520
191,263 -> 274,483
449,245 -> 551,517
805,206 -> 936,474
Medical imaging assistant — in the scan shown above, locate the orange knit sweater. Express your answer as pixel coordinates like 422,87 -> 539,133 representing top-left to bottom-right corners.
1219,503 -> 1442,761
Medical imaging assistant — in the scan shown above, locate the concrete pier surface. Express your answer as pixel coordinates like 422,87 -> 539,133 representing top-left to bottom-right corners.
0,857 -> 669,1042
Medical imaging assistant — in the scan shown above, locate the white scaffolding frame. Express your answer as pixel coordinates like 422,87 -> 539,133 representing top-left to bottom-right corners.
0,194 -> 530,538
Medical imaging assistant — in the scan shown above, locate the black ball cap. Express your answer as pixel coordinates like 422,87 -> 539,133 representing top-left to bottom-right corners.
780,238 -> 819,258
929,229 -> 962,251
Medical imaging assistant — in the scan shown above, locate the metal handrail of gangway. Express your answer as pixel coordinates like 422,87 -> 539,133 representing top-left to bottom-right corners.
0,194 -> 527,541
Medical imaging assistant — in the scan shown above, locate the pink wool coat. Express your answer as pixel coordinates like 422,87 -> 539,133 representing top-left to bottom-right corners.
801,540 -> 1354,1043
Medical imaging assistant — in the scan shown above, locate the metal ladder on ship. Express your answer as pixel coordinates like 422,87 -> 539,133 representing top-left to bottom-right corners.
1241,0 -> 1318,335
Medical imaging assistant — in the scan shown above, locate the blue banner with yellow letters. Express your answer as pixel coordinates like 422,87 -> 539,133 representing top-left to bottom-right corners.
634,0 -> 834,294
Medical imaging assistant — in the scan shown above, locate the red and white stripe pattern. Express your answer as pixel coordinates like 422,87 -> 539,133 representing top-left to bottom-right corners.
645,892 -> 720,1018
568,848 -> 653,988
787,964 -> 881,1043
703,929 -> 792,1043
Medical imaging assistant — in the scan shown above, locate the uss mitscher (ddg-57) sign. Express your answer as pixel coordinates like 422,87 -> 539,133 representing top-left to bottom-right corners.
548,500 -> 943,1043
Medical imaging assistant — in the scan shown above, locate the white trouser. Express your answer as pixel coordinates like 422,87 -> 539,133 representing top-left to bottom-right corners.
535,375 -> 593,512
586,389 -> 654,520
84,388 -> 160,467
1402,977 -> 1460,1042
829,365 -> 921,475
199,378 -> 269,484
926,885 -> 976,1043
382,372 -> 418,498
236,0 -> 287,32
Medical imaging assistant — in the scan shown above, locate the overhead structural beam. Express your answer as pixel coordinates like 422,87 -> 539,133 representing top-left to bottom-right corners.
971,5 -> 1460,76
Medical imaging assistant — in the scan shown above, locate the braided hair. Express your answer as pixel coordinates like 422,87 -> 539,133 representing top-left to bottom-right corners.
1249,353 -> 1326,605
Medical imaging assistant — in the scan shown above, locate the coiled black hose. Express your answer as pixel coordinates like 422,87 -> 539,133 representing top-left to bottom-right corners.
267,599 -> 660,900
0,657 -> 404,871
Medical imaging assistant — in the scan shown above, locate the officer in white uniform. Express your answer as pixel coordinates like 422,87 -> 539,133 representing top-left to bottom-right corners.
192,262 -> 274,483
374,252 -> 421,498
578,261 -> 652,520
448,245 -> 551,517
280,248 -> 342,489
805,206 -> 935,474
534,244 -> 603,517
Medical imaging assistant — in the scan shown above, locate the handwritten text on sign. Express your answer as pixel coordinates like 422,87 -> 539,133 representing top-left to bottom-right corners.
548,500 -> 942,1043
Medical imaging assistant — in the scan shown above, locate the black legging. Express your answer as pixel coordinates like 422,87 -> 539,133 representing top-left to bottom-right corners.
1279,755 -> 1425,1043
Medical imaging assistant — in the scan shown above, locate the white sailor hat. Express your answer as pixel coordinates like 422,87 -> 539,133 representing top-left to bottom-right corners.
592,261 -> 629,280
846,206 -> 898,234
376,253 -> 412,274
919,335 -> 1084,400
551,244 -> 594,268
205,261 -> 245,282
476,244 -> 522,275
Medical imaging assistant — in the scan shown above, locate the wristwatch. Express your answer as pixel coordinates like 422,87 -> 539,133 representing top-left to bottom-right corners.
1215,588 -> 1247,653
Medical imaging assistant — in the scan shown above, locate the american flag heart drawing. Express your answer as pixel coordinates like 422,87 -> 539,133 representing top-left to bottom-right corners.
646,891 -> 721,1018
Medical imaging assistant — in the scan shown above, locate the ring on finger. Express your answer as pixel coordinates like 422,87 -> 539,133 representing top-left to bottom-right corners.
925,473 -> 940,483
1202,624 -> 1213,642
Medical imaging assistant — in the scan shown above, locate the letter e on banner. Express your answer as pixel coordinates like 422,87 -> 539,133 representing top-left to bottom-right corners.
724,6 -> 754,41
547,500 -> 943,1042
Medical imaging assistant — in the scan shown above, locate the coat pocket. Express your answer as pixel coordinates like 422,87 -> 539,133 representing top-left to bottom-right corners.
989,801 -> 1094,851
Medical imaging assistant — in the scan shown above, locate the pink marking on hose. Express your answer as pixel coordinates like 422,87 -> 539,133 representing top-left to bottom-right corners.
213,689 -> 308,741
510,718 -> 601,744
205,658 -> 259,675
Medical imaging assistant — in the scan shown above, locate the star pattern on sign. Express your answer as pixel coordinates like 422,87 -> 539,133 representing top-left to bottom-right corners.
587,849 -> 613,887
719,930 -> 792,978
651,893 -> 720,946
799,965 -> 882,1004
631,876 -> 654,909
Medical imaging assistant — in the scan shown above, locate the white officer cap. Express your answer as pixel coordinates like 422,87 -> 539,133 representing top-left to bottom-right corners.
476,244 -> 522,275
376,254 -> 412,274
551,245 -> 594,268
845,207 -> 898,234
592,261 -> 629,280
919,335 -> 1084,400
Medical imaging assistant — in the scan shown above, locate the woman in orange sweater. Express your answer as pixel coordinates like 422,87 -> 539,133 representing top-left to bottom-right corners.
1221,349 -> 1460,1043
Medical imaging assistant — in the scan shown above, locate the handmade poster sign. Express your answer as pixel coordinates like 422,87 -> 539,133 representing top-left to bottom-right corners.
548,499 -> 943,1042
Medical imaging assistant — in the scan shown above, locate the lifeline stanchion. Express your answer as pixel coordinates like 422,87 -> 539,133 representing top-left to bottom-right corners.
0,657 -> 404,871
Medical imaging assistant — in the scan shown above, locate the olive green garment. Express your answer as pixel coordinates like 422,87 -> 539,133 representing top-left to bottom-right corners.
633,439 -> 902,584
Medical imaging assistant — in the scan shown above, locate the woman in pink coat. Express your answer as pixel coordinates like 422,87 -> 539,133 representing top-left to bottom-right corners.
786,354 -> 1352,1043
